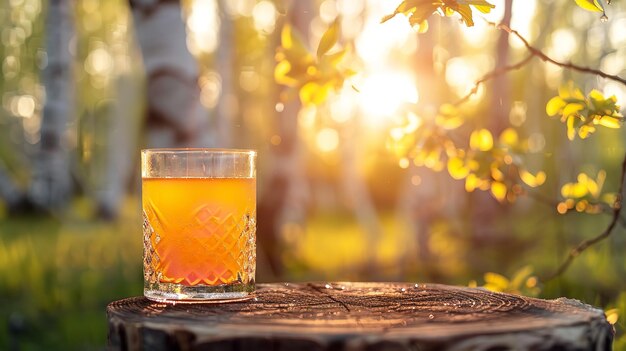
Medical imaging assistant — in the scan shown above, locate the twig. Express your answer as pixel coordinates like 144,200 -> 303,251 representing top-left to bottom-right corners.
542,152 -> 626,282
452,20 -> 626,106
453,54 -> 534,106
493,22 -> 626,86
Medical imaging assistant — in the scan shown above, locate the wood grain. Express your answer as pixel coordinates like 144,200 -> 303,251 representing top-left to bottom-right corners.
107,282 -> 613,350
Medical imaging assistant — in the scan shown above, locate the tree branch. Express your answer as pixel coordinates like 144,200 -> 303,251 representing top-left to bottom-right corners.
542,152 -> 626,282
452,19 -> 626,107
494,23 -> 626,86
453,54 -> 534,106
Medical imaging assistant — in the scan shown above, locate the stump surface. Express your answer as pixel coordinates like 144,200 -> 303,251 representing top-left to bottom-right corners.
107,282 -> 613,350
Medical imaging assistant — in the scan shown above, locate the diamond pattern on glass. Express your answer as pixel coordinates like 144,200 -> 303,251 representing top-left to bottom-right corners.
175,204 -> 256,285
143,203 -> 255,286
143,210 -> 161,284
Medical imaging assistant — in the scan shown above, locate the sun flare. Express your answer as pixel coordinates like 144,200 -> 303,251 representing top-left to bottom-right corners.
356,71 -> 419,127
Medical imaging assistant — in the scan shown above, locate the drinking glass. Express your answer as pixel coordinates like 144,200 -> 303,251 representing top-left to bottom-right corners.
141,148 -> 256,302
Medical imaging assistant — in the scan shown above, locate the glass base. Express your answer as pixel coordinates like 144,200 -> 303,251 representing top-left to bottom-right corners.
144,280 -> 254,303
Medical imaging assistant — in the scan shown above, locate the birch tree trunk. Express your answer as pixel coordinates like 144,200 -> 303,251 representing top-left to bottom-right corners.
95,73 -> 141,219
28,0 -> 75,211
129,0 -> 212,149
257,0 -> 312,277
214,0 -> 234,148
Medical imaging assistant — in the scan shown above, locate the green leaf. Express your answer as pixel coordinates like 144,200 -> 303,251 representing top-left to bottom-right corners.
317,19 -> 341,59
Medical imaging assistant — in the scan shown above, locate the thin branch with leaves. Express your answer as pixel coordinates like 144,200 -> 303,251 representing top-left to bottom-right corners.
542,152 -> 626,282
494,22 -> 626,86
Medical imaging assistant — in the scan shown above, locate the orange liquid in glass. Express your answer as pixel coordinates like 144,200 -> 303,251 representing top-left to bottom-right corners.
142,177 -> 256,286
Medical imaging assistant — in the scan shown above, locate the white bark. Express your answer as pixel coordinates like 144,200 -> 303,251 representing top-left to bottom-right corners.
29,0 -> 74,210
130,0 -> 212,148
214,0 -> 234,147
95,74 -> 140,219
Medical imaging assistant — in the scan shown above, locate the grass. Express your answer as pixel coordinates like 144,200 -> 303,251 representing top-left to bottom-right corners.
0,198 -> 143,350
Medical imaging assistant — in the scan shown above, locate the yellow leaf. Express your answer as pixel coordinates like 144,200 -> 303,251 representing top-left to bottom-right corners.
299,82 -> 329,105
499,128 -> 518,146
491,181 -> 507,202
602,192 -> 617,205
562,103 -> 585,117
462,0 -> 495,13
317,19 -> 340,58
281,24 -> 294,49
465,173 -> 479,192
484,272 -> 509,290
561,182 -> 588,198
588,89 -> 605,101
519,169 -> 546,187
566,116 -> 576,140
323,47 -> 348,66
470,129 -> 493,151
491,163 -> 504,181
574,0 -> 604,12
595,115 -> 622,128
578,125 -> 595,139
577,172 -> 589,184
479,179 -> 490,191
546,96 -> 566,116
274,60 -> 298,86
416,20 -> 429,33
559,82 -> 585,100
436,114 -> 464,130
448,157 -> 469,180
454,4 -> 475,26
605,308 -> 619,325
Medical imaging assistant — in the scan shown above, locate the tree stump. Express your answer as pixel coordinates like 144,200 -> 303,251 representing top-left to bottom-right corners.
107,282 -> 613,351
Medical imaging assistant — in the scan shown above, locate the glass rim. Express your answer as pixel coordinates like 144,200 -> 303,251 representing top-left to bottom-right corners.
141,148 -> 256,155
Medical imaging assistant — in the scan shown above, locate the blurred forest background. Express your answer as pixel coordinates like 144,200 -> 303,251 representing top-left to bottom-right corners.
1,0 -> 625,349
